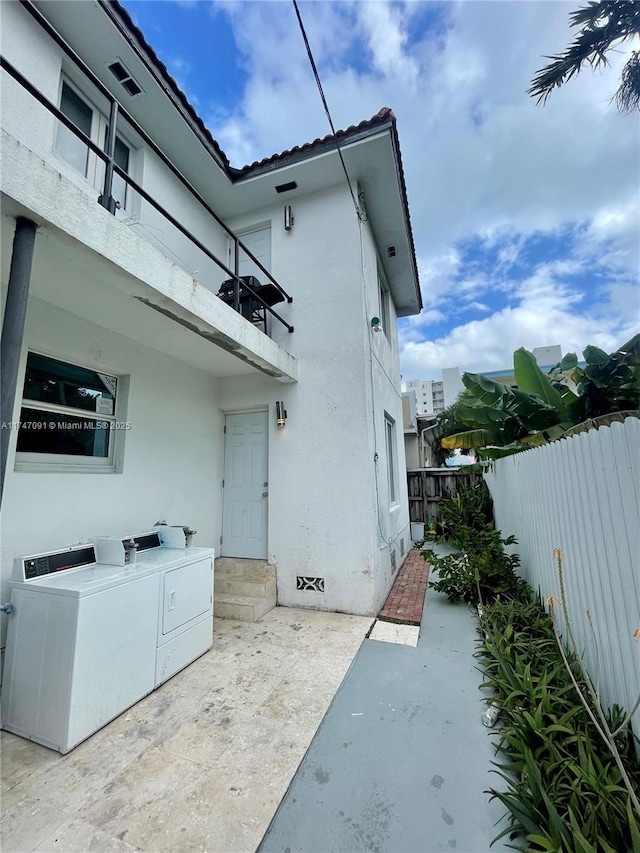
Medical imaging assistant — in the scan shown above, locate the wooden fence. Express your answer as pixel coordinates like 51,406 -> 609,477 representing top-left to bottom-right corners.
485,419 -> 640,737
406,468 -> 483,524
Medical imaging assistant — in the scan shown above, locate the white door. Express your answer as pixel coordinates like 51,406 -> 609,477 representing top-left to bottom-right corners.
237,225 -> 271,284
222,412 -> 268,559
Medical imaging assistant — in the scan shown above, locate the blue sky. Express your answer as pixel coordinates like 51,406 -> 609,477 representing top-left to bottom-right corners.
121,0 -> 639,380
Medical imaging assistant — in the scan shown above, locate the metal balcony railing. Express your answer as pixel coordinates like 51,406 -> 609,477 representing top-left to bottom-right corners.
1,2 -> 294,334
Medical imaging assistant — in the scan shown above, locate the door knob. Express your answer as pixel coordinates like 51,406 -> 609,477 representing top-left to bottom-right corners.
263,481 -> 268,487
262,491 -> 268,497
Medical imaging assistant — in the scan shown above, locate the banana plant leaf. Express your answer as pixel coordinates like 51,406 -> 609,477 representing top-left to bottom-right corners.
583,344 -> 609,367
556,352 -> 579,371
476,444 -> 528,459
509,388 -> 562,430
549,379 -> 580,411
440,428 -> 501,450
513,348 -> 567,417
617,332 -> 640,355
561,410 -> 639,438
461,372 -> 508,406
456,404 -> 509,427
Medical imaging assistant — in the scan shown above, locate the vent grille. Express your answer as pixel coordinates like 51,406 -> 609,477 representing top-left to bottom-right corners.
386,245 -> 397,258
108,60 -> 143,97
275,181 -> 297,194
400,537 -> 405,556
296,576 -> 324,592
391,551 -> 397,573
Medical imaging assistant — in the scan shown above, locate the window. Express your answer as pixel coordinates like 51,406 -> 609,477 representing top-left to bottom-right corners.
378,275 -> 390,340
384,414 -> 397,505
16,353 -> 123,471
54,79 -> 134,212
56,81 -> 93,175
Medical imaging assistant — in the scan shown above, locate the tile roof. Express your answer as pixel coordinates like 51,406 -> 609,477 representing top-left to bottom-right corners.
106,0 -> 231,170
234,108 -> 397,174
107,1 -> 420,311
107,3 -> 396,178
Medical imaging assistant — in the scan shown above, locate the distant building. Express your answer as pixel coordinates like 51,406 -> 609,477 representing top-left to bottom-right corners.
404,371 -> 462,416
481,345 -> 564,389
404,345 -> 563,409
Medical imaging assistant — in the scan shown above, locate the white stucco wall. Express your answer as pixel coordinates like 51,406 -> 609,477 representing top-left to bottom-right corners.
222,184 -> 409,615
1,4 -> 413,620
404,435 -> 420,470
0,297 -> 223,644
357,216 -> 410,609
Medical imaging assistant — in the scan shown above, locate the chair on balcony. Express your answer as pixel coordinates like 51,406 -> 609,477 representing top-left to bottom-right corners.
216,276 -> 285,333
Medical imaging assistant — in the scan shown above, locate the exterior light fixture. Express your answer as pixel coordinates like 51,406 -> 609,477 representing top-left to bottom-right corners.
275,401 -> 287,427
371,316 -> 383,332
284,205 -> 294,231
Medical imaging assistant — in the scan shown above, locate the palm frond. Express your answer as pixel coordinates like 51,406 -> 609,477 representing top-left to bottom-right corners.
529,0 -> 640,107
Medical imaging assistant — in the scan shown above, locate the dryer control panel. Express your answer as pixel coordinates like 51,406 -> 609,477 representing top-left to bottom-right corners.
18,546 -> 97,581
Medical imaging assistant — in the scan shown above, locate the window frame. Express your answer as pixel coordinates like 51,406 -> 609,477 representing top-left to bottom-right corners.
384,413 -> 398,506
55,80 -> 94,177
14,351 -> 127,475
53,76 -> 135,215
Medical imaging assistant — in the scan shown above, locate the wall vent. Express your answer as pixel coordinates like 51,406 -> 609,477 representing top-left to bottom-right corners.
400,537 -> 405,556
391,551 -> 397,573
386,245 -> 397,258
108,60 -> 143,97
296,576 -> 324,592
275,181 -> 297,194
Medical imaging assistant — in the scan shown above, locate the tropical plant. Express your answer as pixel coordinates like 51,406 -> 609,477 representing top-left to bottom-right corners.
425,483 -> 527,604
430,394 -> 470,466
529,0 -> 640,112
440,334 -> 640,458
477,593 -> 640,850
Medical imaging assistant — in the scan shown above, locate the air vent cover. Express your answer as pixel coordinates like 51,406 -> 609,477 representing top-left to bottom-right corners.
108,60 -> 143,97
386,245 -> 397,258
296,576 -> 324,592
275,181 -> 297,194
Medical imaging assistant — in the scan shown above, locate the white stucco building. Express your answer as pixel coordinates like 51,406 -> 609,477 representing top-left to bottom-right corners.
404,372 -> 462,416
0,0 -> 422,639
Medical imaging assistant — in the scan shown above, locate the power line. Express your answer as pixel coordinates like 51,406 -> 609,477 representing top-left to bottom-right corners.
291,0 -> 362,221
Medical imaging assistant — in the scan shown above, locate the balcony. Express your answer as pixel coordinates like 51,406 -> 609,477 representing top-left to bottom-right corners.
0,4 -> 293,341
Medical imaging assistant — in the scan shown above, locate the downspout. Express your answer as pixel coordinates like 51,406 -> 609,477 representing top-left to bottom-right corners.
1,217 -> 37,507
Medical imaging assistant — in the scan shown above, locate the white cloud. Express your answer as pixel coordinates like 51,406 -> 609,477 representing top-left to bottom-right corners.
358,1 -> 418,85
400,260 -> 638,380
205,0 -> 639,379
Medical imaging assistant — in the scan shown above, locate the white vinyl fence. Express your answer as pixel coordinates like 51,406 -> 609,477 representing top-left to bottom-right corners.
485,419 -> 640,736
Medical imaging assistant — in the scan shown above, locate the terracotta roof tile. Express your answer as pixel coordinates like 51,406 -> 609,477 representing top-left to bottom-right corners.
236,108 -> 396,174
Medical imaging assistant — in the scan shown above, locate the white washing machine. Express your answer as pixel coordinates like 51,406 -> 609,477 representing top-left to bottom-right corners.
1,533 -> 214,753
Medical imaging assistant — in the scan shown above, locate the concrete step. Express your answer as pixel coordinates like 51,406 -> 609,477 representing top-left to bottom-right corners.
214,593 -> 275,623
214,558 -> 277,622
215,573 -> 277,599
215,557 -> 276,578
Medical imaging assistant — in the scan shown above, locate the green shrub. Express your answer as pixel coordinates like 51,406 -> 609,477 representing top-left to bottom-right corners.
478,597 -> 640,851
425,482 -> 527,604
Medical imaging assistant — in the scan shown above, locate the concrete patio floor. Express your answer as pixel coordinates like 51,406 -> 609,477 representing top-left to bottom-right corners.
259,555 -> 512,853
0,607 -> 373,853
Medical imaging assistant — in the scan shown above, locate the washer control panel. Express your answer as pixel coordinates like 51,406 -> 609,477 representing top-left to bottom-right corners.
19,546 -> 97,581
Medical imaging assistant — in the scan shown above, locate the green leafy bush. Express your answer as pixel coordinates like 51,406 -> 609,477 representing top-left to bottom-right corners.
478,597 -> 640,851
425,483 -> 527,604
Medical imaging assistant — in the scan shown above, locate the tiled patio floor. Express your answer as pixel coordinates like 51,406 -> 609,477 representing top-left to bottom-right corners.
0,608 -> 373,853
378,547 -> 430,624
